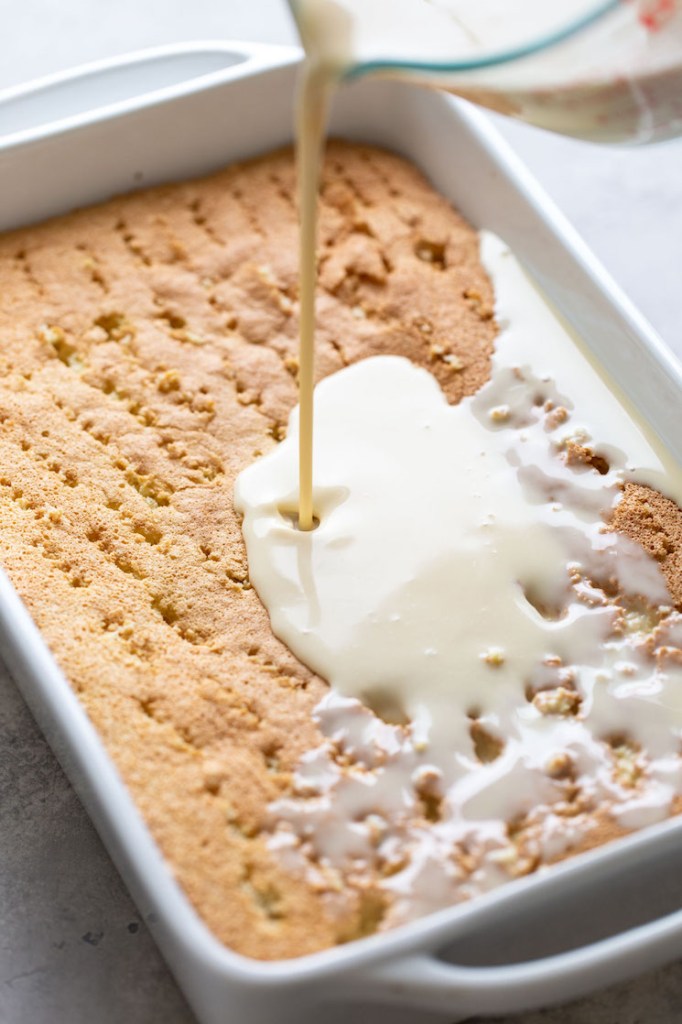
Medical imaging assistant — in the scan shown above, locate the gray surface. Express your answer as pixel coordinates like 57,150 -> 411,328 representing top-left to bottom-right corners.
0,669 -> 194,1024
1,2 -> 682,1023
472,963 -> 682,1024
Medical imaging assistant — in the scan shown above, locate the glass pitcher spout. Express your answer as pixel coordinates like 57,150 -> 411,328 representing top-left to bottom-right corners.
289,0 -> 682,143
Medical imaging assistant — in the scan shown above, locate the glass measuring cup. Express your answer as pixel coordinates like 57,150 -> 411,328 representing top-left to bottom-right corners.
289,0 -> 682,142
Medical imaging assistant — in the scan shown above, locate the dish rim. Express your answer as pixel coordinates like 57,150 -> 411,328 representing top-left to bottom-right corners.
0,40 -> 681,996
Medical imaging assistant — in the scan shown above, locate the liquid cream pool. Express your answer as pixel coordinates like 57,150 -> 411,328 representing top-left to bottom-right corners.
236,233 -> 682,925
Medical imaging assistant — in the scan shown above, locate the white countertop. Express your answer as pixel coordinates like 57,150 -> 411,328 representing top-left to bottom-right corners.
1,3 -> 682,1023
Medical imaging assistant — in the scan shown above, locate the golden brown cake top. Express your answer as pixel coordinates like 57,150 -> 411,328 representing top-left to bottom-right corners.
0,142 -> 500,958
0,141 -> 680,959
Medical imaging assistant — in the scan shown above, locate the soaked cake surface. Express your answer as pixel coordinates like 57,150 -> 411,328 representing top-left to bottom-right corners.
236,232 -> 682,928
0,142 -> 680,958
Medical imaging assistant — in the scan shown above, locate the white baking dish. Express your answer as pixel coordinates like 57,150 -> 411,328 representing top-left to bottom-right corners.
1,41 -> 682,1024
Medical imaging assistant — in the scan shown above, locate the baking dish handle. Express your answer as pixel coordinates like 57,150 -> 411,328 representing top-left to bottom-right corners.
357,906 -> 682,1016
0,41 -> 301,146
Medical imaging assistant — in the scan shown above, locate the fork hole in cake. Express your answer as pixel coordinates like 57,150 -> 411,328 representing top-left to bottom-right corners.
360,687 -> 410,726
519,580 -> 568,621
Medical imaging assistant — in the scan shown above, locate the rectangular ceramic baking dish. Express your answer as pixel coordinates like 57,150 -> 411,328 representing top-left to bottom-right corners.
1,41 -> 682,1024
